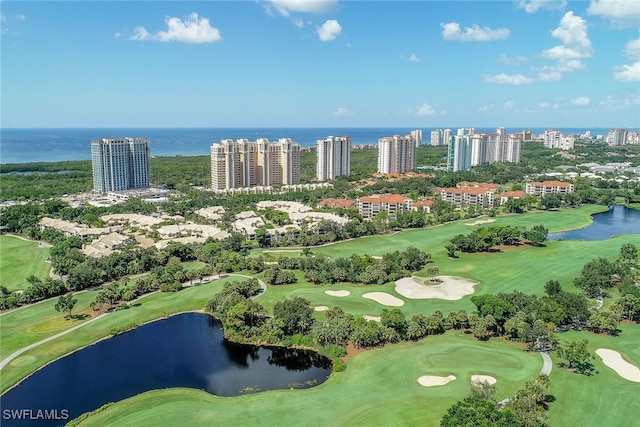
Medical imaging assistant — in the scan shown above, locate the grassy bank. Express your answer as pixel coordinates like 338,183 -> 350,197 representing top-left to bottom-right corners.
74,333 -> 540,427
547,323 -> 640,426
0,277 -> 232,394
0,235 -> 51,291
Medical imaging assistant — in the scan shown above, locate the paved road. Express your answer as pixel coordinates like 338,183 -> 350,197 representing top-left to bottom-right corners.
539,351 -> 553,375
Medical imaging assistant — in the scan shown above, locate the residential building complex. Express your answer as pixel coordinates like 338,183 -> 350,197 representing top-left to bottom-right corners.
430,128 -> 451,146
210,138 -> 300,190
377,134 -> 416,174
91,137 -> 150,193
525,180 -> 575,196
316,136 -> 351,181
436,182 -> 526,210
447,128 -> 521,172
543,129 -> 575,150
357,194 -> 413,219
606,128 -> 629,146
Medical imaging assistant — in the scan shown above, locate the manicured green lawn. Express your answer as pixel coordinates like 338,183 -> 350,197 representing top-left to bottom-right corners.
74,333 -> 541,427
547,323 -> 640,427
0,235 -> 51,291
0,277 -> 232,394
0,290 -> 99,360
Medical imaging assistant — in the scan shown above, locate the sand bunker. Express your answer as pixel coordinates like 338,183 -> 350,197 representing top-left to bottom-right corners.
314,306 -> 329,311
325,290 -> 351,297
595,348 -> 640,382
466,218 -> 496,226
363,315 -> 381,322
395,276 -> 479,300
471,375 -> 497,385
362,292 -> 405,307
418,375 -> 456,387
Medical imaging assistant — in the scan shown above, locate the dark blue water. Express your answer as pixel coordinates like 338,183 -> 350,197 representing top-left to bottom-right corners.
0,313 -> 331,426
549,205 -> 640,240
0,127 -> 612,164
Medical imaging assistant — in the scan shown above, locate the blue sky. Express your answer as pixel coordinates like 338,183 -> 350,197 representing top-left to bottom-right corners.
1,0 -> 639,128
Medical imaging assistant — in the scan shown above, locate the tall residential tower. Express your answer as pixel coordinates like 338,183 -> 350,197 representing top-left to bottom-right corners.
377,134 -> 416,174
316,135 -> 351,181
91,137 -> 150,193
210,138 -> 300,190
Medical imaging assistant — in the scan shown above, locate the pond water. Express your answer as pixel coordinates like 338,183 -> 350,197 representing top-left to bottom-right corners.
549,205 -> 640,241
0,313 -> 331,426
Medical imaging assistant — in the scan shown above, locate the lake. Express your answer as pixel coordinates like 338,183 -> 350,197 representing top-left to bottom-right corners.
549,205 -> 640,240
0,313 -> 331,426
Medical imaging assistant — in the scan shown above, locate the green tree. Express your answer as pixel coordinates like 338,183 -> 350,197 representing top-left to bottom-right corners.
619,243 -> 638,266
574,257 -> 619,297
441,397 -> 519,427
54,294 -> 77,318
272,297 -> 314,336
557,339 -> 594,373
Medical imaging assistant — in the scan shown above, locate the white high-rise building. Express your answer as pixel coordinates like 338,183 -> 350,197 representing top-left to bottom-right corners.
606,129 -> 628,146
91,137 -> 150,193
316,136 -> 351,181
443,129 -> 452,146
377,135 -> 416,174
430,129 -> 443,146
447,129 -> 521,172
210,138 -> 300,190
411,130 -> 423,147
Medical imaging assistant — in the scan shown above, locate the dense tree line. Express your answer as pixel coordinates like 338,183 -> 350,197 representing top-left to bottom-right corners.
273,247 -> 431,285
441,374 -> 551,427
449,224 -> 549,254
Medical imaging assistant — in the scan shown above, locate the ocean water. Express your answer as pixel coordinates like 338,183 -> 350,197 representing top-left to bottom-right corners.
0,127 -> 612,164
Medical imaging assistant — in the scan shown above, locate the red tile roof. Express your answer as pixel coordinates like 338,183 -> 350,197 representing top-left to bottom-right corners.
528,181 -> 572,187
358,194 -> 411,204
496,190 -> 526,198
319,198 -> 356,209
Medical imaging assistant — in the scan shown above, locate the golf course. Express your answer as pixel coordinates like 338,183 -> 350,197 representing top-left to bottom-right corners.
1,205 -> 639,426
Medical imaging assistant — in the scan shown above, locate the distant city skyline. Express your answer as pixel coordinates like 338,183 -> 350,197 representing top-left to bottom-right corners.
2,1 -> 639,128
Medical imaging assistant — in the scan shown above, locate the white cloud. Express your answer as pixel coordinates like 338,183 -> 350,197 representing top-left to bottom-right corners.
498,54 -> 528,65
600,94 -> 640,110
317,19 -> 341,41
441,22 -> 510,41
130,13 -> 221,44
482,73 -> 534,84
623,38 -> 640,58
15,14 -> 26,22
478,105 -> 494,112
537,69 -> 563,81
587,0 -> 640,28
402,53 -> 420,62
538,102 -> 561,109
613,61 -> 640,82
0,13 -> 5,23
504,100 -> 516,109
416,103 -> 437,116
517,1 -> 567,13
541,12 -> 593,60
332,107 -> 353,117
571,96 -> 591,106
269,0 -> 338,17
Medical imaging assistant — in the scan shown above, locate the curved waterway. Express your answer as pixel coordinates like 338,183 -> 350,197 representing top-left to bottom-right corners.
549,205 -> 640,241
0,312 -> 331,426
